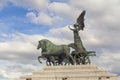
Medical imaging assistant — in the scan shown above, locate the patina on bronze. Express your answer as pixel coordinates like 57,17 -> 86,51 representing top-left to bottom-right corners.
37,39 -> 75,65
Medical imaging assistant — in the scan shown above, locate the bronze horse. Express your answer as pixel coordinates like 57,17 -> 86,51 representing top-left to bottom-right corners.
37,39 -> 75,65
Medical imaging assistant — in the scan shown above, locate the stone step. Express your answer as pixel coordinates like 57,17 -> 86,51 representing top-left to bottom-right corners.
43,65 -> 98,71
31,73 -> 117,77
33,69 -> 106,73
33,70 -> 107,76
22,74 -> 116,78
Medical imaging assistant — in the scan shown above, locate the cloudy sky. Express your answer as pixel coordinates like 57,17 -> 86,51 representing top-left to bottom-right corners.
0,0 -> 120,80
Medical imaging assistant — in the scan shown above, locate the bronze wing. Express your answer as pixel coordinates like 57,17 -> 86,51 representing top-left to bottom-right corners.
76,10 -> 86,30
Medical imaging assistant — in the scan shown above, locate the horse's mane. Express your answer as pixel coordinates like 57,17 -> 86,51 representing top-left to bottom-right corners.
40,39 -> 54,45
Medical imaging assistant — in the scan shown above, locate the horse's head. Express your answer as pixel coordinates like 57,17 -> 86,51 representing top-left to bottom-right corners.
37,40 -> 47,50
37,41 -> 41,50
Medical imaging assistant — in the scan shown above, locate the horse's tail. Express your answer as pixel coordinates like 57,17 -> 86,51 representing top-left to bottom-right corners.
38,56 -> 43,63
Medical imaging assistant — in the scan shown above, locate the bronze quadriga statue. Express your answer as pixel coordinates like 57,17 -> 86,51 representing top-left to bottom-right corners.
37,10 -> 96,66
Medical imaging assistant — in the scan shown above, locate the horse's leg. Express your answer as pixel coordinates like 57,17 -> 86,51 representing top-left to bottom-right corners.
85,55 -> 91,64
88,57 -> 91,64
66,54 -> 75,65
50,56 -> 56,66
46,60 -> 50,66
64,47 -> 75,65
74,54 -> 78,65
66,59 -> 71,65
81,54 -> 87,64
71,51 -> 78,65
64,59 -> 68,65
57,56 -> 63,65
38,56 -> 43,63
77,54 -> 82,65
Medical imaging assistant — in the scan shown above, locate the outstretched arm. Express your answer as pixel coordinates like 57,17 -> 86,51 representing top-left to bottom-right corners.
68,26 -> 75,31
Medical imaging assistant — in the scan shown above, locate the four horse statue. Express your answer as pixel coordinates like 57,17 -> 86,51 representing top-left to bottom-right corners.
37,39 -> 75,65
